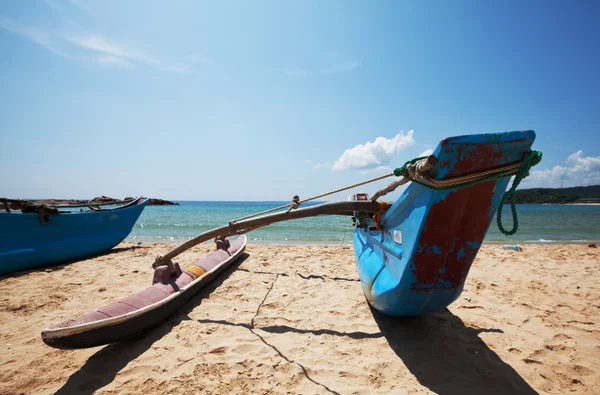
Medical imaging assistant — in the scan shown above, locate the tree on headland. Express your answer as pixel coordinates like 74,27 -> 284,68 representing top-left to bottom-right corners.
502,185 -> 600,204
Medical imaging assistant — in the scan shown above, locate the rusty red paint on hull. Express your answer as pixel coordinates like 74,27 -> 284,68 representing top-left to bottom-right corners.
412,181 -> 495,291
410,140 -> 519,292
439,140 -> 525,179
411,181 -> 495,292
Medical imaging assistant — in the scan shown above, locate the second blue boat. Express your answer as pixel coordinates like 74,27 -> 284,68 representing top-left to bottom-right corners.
0,197 -> 148,275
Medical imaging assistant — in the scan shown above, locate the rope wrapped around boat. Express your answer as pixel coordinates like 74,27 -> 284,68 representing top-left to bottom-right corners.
391,150 -> 543,235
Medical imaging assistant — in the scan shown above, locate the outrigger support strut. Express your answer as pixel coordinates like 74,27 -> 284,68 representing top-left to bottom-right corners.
153,200 -> 381,269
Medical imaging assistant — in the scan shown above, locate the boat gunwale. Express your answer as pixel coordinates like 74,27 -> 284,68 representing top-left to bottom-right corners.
0,197 -> 148,216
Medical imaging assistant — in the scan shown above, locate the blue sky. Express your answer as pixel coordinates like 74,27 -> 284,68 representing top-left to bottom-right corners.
1,1 -> 598,200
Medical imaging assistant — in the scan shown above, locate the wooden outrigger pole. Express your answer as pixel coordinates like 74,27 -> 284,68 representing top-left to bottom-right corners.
153,200 -> 381,271
151,156 -> 440,271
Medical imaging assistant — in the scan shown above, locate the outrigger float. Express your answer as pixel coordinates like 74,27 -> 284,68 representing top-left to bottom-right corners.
42,130 -> 540,349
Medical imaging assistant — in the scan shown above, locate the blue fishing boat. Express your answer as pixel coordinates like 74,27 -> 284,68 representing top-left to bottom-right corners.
43,130 -> 541,348
0,197 -> 148,275
353,130 -> 537,315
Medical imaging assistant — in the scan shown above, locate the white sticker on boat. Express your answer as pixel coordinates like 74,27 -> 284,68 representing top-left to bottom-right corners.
394,230 -> 403,244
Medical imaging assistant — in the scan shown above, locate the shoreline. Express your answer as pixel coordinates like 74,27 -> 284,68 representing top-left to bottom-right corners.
126,238 -> 598,246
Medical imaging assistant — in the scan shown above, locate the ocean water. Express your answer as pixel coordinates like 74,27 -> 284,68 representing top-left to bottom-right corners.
126,201 -> 600,244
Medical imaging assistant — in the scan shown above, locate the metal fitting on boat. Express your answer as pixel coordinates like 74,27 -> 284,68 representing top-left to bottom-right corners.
372,200 -> 391,231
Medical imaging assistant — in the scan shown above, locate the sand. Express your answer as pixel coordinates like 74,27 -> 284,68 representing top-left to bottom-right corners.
0,242 -> 599,394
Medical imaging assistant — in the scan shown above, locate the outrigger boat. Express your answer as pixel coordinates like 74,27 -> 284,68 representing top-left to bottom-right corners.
42,130 -> 540,349
0,197 -> 148,275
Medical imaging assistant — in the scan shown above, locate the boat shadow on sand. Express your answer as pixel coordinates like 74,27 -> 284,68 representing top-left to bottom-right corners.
55,257 -> 536,395
1,245 -> 150,280
371,307 -> 538,394
54,253 -> 250,395
194,306 -> 538,395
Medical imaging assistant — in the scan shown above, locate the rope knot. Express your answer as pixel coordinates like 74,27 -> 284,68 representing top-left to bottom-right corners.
394,156 -> 427,178
291,195 -> 300,209
153,255 -> 177,274
287,195 -> 301,212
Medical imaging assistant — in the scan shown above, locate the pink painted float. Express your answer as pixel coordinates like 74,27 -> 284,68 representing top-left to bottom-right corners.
42,236 -> 246,349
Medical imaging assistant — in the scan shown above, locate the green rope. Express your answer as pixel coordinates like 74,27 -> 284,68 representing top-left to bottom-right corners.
393,150 -> 543,235
496,150 -> 542,235
393,156 -> 427,178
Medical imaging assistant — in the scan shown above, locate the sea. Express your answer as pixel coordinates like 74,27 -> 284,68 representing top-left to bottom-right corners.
126,201 -> 600,245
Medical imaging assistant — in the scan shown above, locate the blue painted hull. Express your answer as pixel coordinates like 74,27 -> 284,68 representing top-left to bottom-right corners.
0,198 -> 148,275
355,131 -> 537,316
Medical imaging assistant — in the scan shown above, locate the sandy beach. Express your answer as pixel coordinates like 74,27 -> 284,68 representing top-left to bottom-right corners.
0,242 -> 598,394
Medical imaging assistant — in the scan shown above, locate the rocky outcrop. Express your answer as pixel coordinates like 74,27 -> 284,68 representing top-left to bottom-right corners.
92,196 -> 117,203
96,196 -> 179,206
147,198 -> 179,206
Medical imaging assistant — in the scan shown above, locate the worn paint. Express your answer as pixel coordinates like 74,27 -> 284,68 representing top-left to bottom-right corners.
410,180 -> 495,291
354,130 -> 537,316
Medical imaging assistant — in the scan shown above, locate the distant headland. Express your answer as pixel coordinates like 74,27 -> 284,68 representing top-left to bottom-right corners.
506,185 -> 600,204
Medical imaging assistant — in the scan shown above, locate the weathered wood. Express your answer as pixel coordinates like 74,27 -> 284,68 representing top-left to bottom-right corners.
159,200 -> 380,262
370,178 -> 410,201
370,155 -> 438,201
417,155 -> 438,173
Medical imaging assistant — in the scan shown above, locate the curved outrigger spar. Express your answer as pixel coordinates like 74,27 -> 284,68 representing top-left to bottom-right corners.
42,130 -> 539,349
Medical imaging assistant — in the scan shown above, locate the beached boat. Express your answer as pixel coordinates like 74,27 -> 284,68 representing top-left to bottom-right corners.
42,130 -> 540,349
0,197 -> 148,275
353,130 -> 537,315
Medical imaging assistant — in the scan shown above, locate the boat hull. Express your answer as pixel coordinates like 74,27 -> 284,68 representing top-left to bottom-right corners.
0,198 -> 148,275
355,131 -> 537,316
42,235 -> 246,349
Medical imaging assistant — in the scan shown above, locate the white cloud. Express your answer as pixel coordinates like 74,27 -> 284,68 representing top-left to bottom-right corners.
68,34 -> 198,73
0,15 -> 71,59
418,148 -> 434,157
305,159 -> 312,164
566,150 -> 600,173
0,17 -> 201,74
520,150 -> 600,188
70,34 -> 138,58
332,131 -> 416,170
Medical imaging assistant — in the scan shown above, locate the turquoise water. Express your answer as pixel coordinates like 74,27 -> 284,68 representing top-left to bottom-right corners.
126,201 -> 600,244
